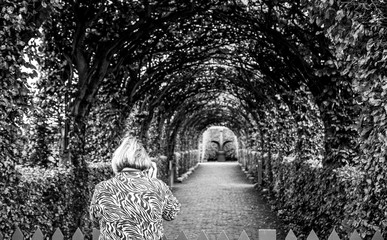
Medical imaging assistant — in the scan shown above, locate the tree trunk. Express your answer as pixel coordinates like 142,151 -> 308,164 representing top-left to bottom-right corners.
68,116 -> 89,229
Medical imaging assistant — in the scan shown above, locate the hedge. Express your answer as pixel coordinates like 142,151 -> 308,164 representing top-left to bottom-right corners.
245,153 -> 367,240
3,162 -> 113,240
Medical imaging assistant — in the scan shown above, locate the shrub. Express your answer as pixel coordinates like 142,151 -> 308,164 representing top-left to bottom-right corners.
4,163 -> 113,239
253,156 -> 364,240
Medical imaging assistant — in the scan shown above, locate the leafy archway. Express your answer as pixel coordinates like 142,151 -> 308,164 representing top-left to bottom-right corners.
2,0 -> 387,238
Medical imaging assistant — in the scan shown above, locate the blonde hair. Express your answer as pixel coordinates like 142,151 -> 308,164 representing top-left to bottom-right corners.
111,137 -> 152,174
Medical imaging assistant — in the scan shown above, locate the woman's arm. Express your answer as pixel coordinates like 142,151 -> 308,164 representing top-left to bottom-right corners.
162,186 -> 181,221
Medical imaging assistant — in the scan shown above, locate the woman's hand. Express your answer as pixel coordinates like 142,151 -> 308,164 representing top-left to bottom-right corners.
147,161 -> 158,178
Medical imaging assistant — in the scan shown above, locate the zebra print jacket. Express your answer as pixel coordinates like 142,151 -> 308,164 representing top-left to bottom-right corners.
90,171 -> 181,240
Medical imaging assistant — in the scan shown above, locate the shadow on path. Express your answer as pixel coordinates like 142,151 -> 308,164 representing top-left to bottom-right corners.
163,162 -> 287,240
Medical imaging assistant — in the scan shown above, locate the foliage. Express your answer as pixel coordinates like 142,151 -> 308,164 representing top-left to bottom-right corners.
13,166 -> 76,239
28,110 -> 51,167
0,0 -> 42,235
146,108 -> 167,158
1,163 -> 112,239
270,161 -> 353,239
85,100 -> 125,163
175,150 -> 200,176
152,155 -> 169,184
242,154 -> 362,239
26,85 -> 64,167
309,0 -> 387,237
3,0 -> 387,238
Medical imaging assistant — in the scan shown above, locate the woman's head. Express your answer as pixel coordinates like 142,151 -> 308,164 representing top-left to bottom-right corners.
111,137 -> 152,174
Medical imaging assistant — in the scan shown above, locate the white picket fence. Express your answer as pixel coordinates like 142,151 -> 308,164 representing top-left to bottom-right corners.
1,227 -> 385,240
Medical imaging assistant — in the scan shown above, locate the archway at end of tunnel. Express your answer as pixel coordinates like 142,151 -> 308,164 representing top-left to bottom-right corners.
201,126 -> 238,162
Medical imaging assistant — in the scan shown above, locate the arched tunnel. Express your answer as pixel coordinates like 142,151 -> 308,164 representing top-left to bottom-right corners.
68,0 -> 357,170
65,0 -> 356,172
4,0 -> 385,238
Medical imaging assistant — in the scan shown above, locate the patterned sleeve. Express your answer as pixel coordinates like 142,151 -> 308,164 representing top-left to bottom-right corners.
162,184 -> 181,221
89,184 -> 103,227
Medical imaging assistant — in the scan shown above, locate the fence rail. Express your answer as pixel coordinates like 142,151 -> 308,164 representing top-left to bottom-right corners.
1,227 -> 384,240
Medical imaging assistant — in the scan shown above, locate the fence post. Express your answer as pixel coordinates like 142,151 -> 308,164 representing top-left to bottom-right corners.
92,228 -> 100,240
307,230 -> 319,240
176,231 -> 189,240
72,228 -> 84,240
259,229 -> 276,240
12,227 -> 23,240
197,231 -> 209,240
238,230 -> 250,240
218,231 -> 230,240
327,229 -> 339,240
52,228 -> 64,240
285,230 -> 297,240
32,228 -> 44,240
371,231 -> 384,240
349,231 -> 362,240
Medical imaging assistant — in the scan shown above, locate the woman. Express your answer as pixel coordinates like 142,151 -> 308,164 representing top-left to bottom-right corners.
90,137 -> 181,240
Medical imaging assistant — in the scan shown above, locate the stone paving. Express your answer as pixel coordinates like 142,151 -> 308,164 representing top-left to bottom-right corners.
163,162 -> 287,240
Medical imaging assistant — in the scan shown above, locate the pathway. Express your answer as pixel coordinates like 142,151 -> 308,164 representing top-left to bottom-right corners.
163,162 -> 287,240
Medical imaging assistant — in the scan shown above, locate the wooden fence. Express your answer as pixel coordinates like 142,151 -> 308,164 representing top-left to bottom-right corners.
1,227 -> 384,240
